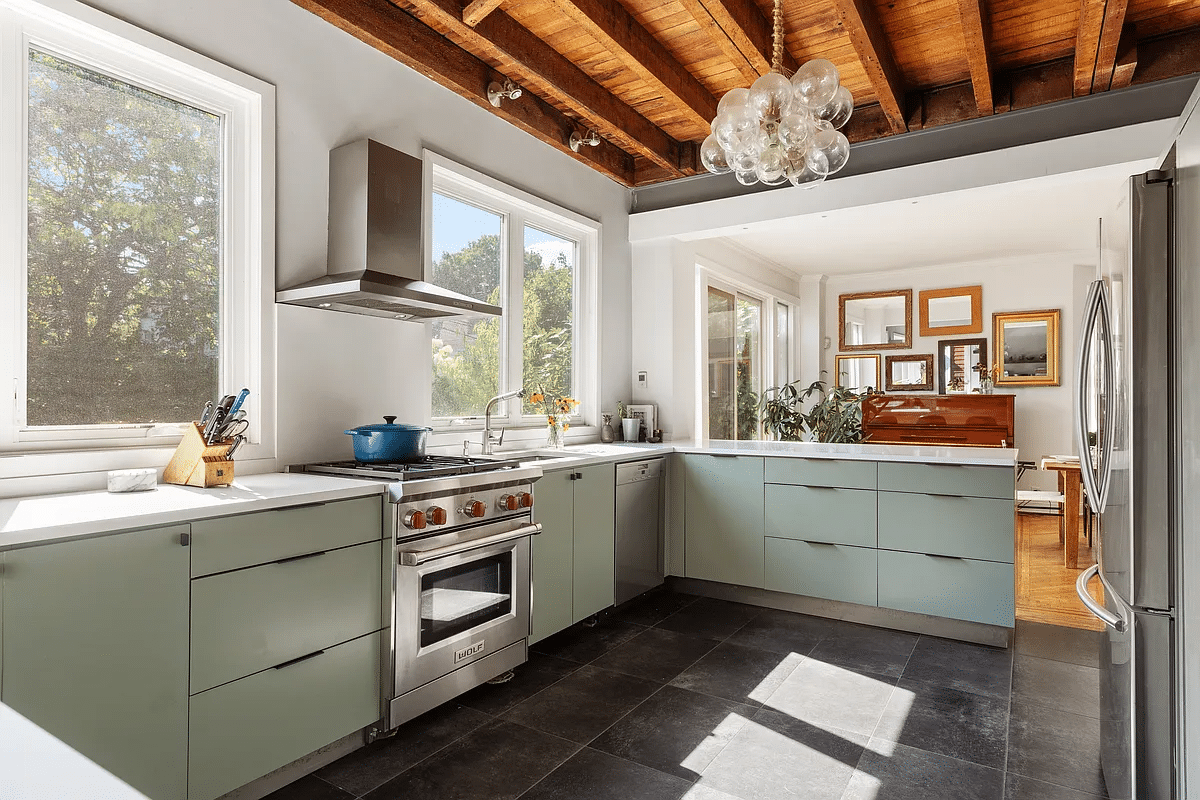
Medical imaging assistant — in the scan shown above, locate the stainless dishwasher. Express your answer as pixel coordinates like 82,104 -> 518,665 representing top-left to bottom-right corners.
614,457 -> 665,605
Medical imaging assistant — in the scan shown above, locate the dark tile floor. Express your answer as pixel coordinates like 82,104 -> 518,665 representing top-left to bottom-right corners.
266,591 -> 1107,800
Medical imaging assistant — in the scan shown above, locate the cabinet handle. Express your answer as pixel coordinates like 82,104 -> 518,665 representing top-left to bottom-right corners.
282,501 -> 329,512
710,453 -> 739,459
179,531 -> 191,546
272,649 -> 325,670
274,550 -> 328,565
570,472 -> 583,480
802,540 -> 838,547
925,553 -> 964,560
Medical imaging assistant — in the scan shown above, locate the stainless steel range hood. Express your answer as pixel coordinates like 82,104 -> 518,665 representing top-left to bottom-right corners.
276,139 -> 501,320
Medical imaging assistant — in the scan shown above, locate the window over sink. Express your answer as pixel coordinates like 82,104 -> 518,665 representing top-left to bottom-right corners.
425,152 -> 598,432
0,0 -> 274,467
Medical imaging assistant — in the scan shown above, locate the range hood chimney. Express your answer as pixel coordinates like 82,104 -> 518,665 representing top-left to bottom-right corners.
275,139 -> 501,320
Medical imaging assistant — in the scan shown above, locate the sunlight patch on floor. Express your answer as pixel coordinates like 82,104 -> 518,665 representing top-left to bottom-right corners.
678,712 -> 752,776
746,651 -> 805,703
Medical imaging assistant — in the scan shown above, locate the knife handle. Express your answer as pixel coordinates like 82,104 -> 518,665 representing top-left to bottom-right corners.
228,388 -> 250,415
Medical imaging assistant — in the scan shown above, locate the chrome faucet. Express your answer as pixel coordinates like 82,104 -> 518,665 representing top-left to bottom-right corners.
482,389 -> 524,455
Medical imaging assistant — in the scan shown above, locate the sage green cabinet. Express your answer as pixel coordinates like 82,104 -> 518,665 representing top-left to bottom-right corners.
878,462 -> 1014,500
191,496 -> 380,577
573,462 -> 616,621
683,455 -> 764,588
531,468 -> 575,643
764,484 -> 877,547
878,492 -> 1014,562
189,631 -> 381,800
877,550 -> 1015,627
764,457 -> 876,489
530,463 -> 616,644
190,541 -> 383,694
1,526 -> 190,800
765,537 -> 878,606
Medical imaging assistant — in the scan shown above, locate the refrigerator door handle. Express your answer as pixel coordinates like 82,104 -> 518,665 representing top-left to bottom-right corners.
1076,564 -> 1126,631
1095,281 -> 1117,511
1075,280 -> 1106,514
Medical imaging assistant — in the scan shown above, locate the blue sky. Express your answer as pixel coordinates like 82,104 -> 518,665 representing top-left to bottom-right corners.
432,193 -> 574,266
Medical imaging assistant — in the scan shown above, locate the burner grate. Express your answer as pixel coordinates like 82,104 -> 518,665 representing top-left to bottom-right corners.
299,455 -> 523,480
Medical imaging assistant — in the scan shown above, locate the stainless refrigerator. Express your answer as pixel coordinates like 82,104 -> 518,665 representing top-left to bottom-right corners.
1075,169 -> 1177,800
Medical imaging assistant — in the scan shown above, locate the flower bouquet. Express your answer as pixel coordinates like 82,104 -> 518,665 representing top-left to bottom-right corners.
530,388 -> 578,449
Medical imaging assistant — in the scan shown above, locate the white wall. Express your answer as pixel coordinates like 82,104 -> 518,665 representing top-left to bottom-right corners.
821,255 -> 1096,489
84,0 -> 633,468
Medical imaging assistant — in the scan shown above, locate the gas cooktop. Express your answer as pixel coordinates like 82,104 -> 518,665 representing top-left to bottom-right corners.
298,455 -> 526,481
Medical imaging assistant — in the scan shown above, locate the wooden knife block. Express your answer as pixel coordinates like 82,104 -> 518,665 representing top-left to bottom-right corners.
163,422 -> 235,488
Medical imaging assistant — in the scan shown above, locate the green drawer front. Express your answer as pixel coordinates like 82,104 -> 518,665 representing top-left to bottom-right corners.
764,458 -> 877,489
878,462 -> 1014,499
191,497 -> 382,577
878,550 -> 1014,627
878,492 -> 1014,563
188,630 -> 381,800
765,484 -> 876,547
190,541 -> 382,693
765,537 -> 877,607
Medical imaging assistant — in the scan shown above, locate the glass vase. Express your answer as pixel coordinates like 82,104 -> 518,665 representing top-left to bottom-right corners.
546,421 -> 565,449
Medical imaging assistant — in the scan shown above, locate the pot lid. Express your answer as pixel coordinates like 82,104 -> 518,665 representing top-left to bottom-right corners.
346,417 -> 432,434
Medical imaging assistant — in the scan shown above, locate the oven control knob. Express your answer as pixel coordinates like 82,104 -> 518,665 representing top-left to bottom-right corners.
518,492 -> 534,508
498,494 -> 520,511
427,506 -> 447,526
403,510 -> 427,530
461,500 -> 486,518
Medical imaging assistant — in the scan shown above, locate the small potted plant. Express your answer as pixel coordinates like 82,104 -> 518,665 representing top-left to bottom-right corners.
616,401 -> 638,442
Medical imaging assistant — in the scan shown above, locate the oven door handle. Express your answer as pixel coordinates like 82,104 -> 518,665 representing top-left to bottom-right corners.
397,523 -> 542,566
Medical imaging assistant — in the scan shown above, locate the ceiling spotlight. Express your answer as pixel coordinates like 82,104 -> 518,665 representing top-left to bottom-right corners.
487,78 -> 522,107
569,129 -> 601,152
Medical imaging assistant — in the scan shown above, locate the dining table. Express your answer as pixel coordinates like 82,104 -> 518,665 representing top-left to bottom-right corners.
1041,456 -> 1083,568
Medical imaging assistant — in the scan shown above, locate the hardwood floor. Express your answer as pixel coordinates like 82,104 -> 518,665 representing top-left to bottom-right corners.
1016,512 -> 1105,631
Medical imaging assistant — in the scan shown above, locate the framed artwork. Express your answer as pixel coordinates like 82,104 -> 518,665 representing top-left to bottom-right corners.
885,354 -> 935,392
839,289 -> 913,351
626,404 -> 656,440
919,285 -> 983,336
993,309 -> 1060,386
834,354 -> 881,392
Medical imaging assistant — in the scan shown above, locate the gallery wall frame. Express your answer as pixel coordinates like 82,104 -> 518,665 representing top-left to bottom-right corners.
884,353 -> 935,392
919,285 -> 983,337
993,309 -> 1060,386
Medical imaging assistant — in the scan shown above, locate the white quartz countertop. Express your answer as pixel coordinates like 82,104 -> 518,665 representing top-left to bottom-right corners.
668,439 -> 1019,466
1,439 -> 1014,550
0,703 -> 151,799
0,472 -> 385,551
500,439 -> 1016,468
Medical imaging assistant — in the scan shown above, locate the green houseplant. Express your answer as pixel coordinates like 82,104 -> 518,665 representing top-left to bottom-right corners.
760,378 -> 874,443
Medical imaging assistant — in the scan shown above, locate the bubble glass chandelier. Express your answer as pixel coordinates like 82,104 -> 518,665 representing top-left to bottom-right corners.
700,0 -> 853,187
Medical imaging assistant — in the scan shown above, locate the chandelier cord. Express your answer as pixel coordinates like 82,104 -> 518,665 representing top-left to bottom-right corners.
772,0 -> 783,74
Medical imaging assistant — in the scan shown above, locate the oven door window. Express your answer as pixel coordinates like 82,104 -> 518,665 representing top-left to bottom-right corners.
420,550 -> 513,648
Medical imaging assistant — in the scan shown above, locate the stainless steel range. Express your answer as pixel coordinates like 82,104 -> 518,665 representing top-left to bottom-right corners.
297,455 -> 543,736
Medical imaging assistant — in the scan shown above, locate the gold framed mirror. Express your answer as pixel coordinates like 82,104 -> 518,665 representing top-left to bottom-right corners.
919,285 -> 982,336
839,289 -> 913,351
835,354 -> 881,392
885,354 -> 934,392
994,309 -> 1060,386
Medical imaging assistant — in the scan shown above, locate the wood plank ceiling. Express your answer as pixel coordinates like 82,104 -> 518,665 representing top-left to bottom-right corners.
294,0 -> 1200,187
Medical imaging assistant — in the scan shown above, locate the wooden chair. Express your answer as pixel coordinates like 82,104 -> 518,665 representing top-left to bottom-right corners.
1016,460 -> 1065,538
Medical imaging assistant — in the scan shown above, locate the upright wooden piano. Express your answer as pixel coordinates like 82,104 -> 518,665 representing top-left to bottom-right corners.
861,394 -> 1015,448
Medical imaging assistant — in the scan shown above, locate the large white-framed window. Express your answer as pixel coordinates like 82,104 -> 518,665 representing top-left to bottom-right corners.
699,265 -> 796,441
424,151 -> 599,432
0,0 -> 274,469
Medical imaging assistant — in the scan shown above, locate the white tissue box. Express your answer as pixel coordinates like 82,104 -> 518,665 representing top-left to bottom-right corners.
107,468 -> 157,493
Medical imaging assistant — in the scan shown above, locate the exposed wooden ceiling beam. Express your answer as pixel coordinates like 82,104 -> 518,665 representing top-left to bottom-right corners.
1074,0 -> 1130,96
461,0 -> 502,27
290,0 -> 634,184
1110,24 -> 1137,90
549,0 -> 719,130
677,0 -> 798,83
398,0 -> 689,175
955,0 -> 993,115
832,0 -> 907,133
